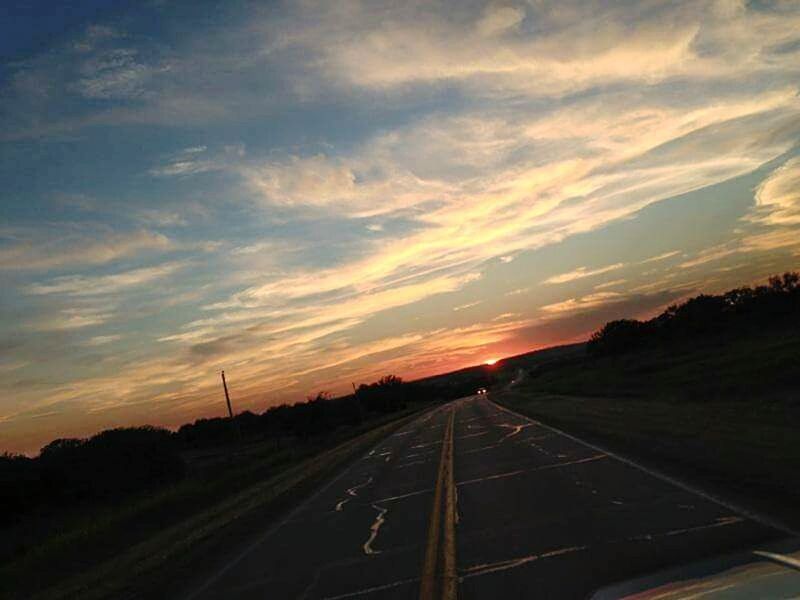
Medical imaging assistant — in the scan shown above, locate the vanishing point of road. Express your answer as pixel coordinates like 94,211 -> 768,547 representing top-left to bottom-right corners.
186,395 -> 783,599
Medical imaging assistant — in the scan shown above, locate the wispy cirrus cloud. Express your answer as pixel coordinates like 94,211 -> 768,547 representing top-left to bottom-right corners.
73,48 -> 162,100
594,279 -> 627,291
641,251 -> 681,264
28,308 -> 113,331
540,292 -> 625,315
25,261 -> 186,296
0,229 -> 173,271
543,263 -> 625,285
149,144 -> 244,178
453,301 -> 482,311
81,335 -> 122,346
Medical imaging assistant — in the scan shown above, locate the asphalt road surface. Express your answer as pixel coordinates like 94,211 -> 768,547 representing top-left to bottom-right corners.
186,396 -> 783,599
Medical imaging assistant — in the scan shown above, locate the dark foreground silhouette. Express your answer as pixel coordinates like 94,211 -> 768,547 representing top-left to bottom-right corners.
0,373 -> 492,527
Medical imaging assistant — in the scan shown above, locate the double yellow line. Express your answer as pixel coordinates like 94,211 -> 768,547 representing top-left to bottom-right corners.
419,408 -> 458,600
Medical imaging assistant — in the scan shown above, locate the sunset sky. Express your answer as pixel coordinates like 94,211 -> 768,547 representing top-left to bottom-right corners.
2,0 -> 800,454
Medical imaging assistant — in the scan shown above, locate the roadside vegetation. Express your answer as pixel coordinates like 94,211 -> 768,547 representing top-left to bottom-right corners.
586,271 -> 800,359
494,271 -> 800,529
0,373 -> 490,599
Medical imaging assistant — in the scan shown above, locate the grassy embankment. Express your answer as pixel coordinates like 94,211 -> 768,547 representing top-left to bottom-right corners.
494,325 -> 800,530
2,403 -> 432,600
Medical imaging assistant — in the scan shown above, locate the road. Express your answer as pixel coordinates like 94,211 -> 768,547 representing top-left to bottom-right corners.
187,395 -> 782,599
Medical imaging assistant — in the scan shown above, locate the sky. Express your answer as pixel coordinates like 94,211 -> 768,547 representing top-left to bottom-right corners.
1,0 -> 800,454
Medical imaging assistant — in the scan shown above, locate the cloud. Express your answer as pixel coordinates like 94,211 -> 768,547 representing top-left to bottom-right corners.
505,288 -> 528,297
26,262 -> 186,296
238,153 -> 444,217
194,271 -> 482,342
679,245 -> 740,269
750,156 -> 800,226
0,359 -> 28,373
192,84 -> 798,322
476,6 -> 525,37
150,161 -> 215,177
241,155 -> 359,207
0,229 -> 173,271
74,48 -> 162,100
278,1 -> 800,99
678,157 -> 800,269
0,22 -> 234,141
133,209 -> 189,227
29,308 -> 112,331
288,3 -> 699,95
230,241 -> 284,256
82,335 -> 122,346
540,292 -> 625,314
543,263 -> 625,285
148,145 -> 243,177
72,25 -> 120,53
740,228 -> 800,253
641,250 -> 681,264
594,279 -> 627,290
4,0 -> 800,143
453,301 -> 482,311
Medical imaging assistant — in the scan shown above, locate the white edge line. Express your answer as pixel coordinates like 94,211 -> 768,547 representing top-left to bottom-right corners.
490,399 -> 799,538
753,550 -> 800,572
183,404 -> 445,599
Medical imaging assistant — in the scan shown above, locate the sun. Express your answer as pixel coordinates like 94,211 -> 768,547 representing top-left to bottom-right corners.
484,358 -> 499,365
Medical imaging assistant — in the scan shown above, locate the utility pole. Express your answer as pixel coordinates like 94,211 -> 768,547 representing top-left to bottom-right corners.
221,370 -> 241,441
221,370 -> 234,419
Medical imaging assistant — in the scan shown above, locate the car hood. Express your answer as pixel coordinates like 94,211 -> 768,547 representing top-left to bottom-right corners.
592,538 -> 800,599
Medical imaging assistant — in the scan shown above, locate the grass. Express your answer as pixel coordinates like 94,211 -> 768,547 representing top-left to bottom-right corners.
516,326 -> 800,402
2,404 -> 432,600
493,326 -> 800,531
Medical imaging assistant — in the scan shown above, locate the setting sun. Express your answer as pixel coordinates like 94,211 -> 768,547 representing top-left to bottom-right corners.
485,358 -> 499,366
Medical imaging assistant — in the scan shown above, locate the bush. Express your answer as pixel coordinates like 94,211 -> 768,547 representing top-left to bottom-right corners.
0,427 -> 185,523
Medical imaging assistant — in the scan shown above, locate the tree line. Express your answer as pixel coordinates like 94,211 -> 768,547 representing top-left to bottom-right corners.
587,272 -> 800,356
0,373 -> 488,524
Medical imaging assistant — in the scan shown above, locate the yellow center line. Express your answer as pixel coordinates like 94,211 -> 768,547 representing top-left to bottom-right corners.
442,408 -> 458,600
419,406 -> 458,600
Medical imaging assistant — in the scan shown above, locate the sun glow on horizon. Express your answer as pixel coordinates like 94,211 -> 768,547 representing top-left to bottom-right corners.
484,358 -> 499,365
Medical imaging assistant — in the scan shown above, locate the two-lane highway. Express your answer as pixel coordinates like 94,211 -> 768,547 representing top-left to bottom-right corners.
186,396 -> 782,599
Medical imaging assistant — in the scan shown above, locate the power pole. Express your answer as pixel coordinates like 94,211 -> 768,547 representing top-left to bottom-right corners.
221,370 -> 241,442
221,370 -> 234,419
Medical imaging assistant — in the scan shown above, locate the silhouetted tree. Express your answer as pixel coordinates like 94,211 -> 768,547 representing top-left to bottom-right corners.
587,272 -> 800,356
36,426 -> 185,504
355,375 -> 407,413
